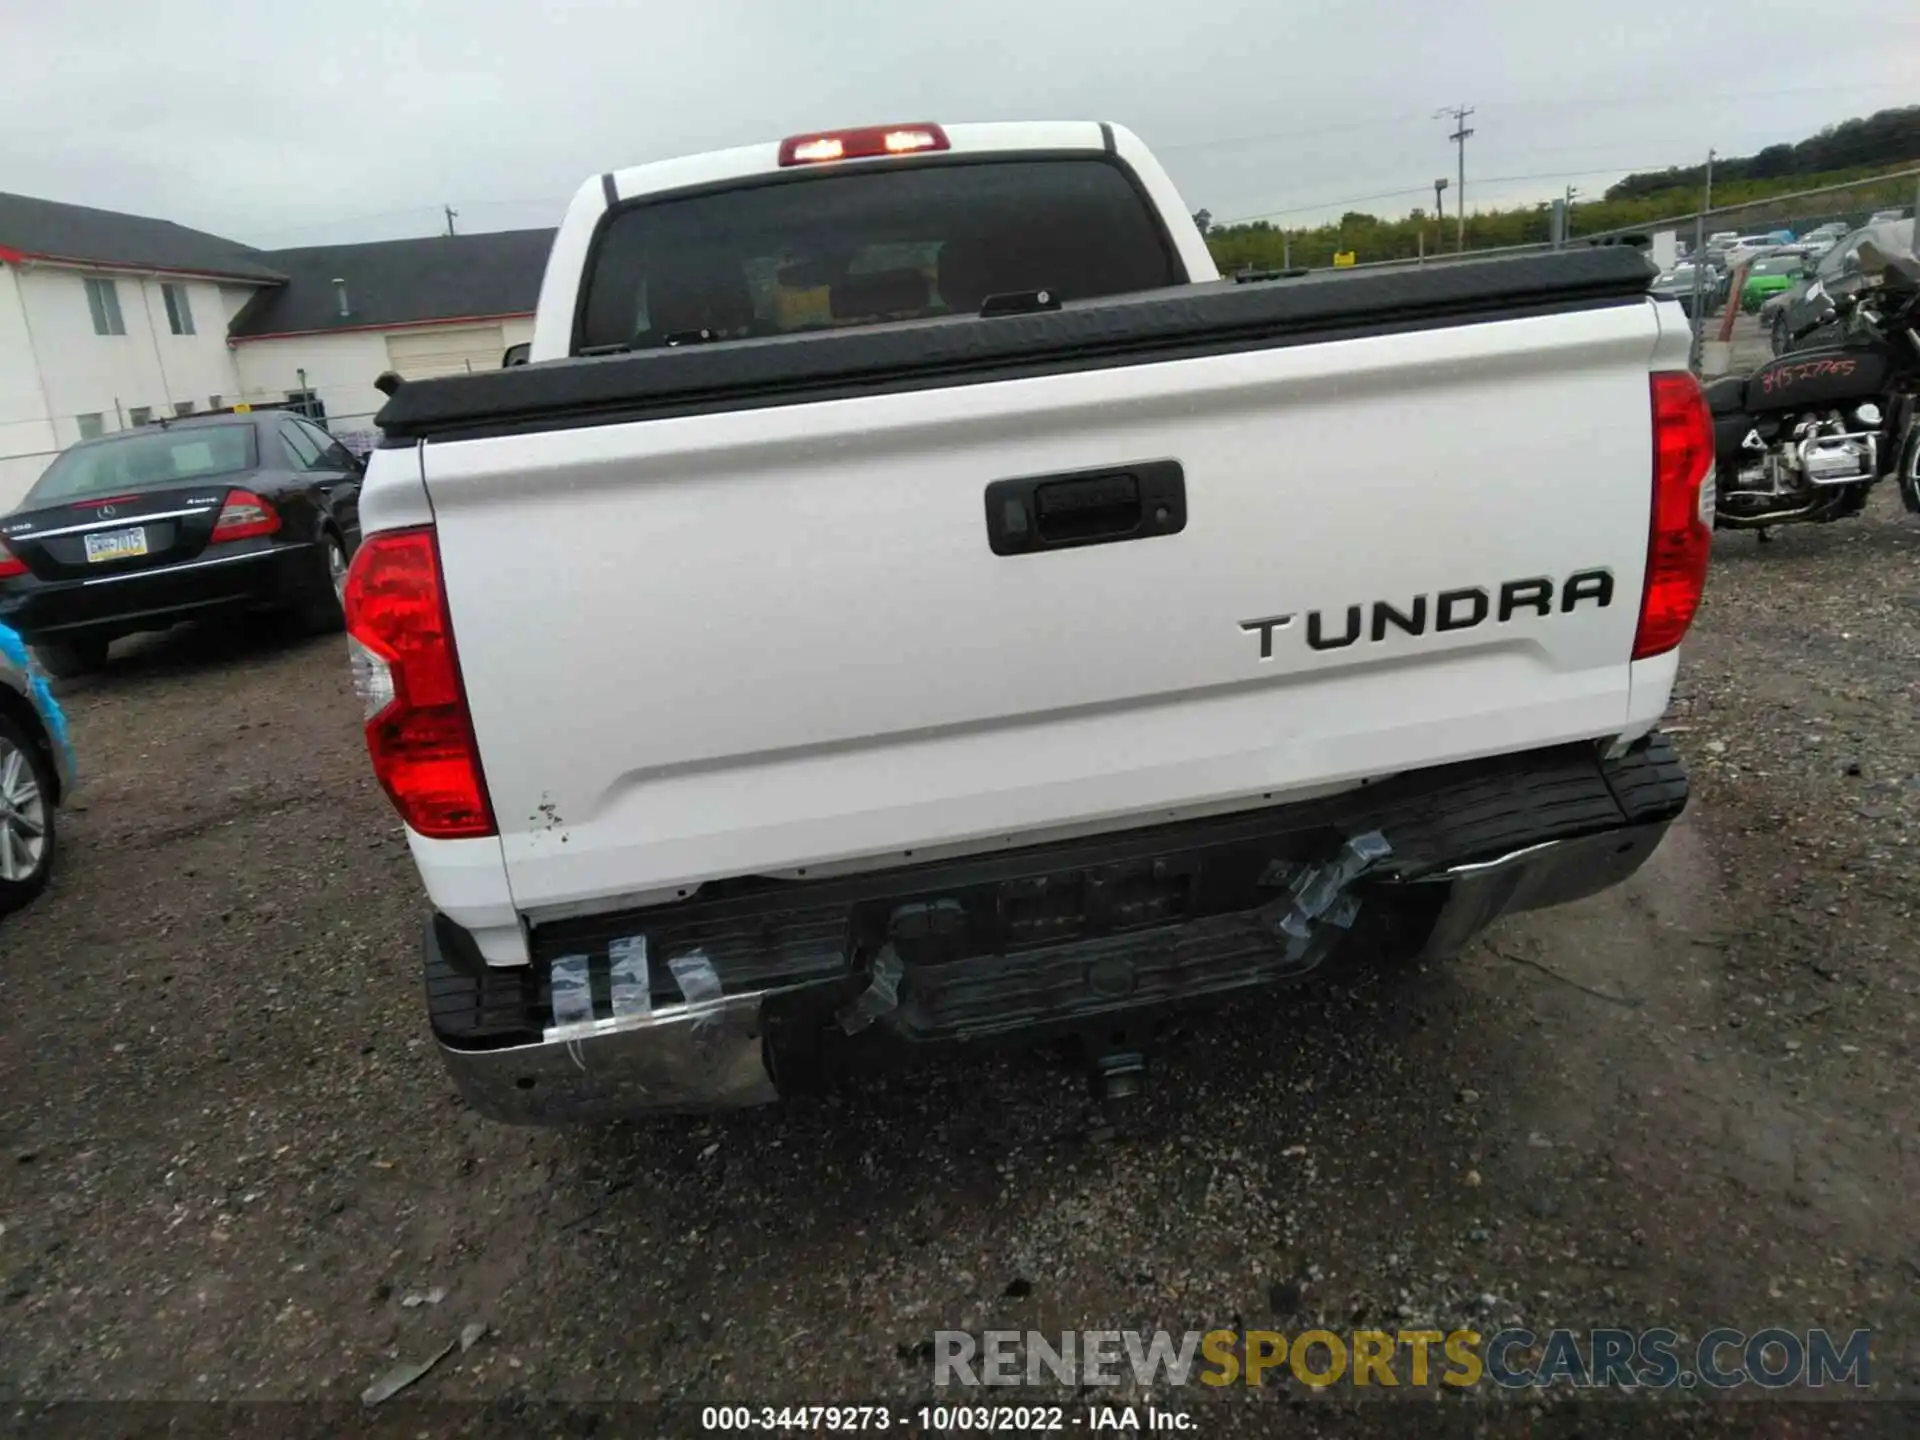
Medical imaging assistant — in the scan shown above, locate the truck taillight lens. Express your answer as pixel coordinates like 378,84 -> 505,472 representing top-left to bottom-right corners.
778,123 -> 949,166
342,527 -> 495,839
209,489 -> 281,543
1634,371 -> 1716,660
0,542 -> 26,580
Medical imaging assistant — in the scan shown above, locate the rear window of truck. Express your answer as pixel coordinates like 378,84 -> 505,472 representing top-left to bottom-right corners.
576,158 -> 1181,353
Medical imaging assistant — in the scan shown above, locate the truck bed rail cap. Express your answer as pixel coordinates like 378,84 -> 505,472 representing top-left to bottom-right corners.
375,246 -> 1657,442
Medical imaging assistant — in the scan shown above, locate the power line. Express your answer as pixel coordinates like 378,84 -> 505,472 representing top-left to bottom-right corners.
241,205 -> 450,241
1495,78 -> 1920,114
238,194 -> 573,246
1212,165 -> 1672,227
1218,186 -> 1432,225
1156,112 -> 1428,153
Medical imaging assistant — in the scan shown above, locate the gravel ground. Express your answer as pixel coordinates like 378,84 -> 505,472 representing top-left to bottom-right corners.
1702,312 -> 1773,376
3,493 -> 1919,1437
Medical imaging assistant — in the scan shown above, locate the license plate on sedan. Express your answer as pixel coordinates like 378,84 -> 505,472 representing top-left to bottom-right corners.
83,527 -> 148,563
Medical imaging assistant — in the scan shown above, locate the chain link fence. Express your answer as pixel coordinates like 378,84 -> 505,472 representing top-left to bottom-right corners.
1238,169 -> 1919,380
1572,169 -> 1919,376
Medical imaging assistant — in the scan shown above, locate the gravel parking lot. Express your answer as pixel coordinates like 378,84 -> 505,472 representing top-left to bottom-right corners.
1705,312 -> 1775,376
4,491 -> 1919,1435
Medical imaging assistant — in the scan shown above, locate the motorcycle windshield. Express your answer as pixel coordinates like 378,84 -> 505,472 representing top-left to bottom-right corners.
1856,220 -> 1916,275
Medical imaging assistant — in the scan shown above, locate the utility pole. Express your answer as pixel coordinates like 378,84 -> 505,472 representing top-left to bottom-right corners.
1436,105 -> 1474,252
1688,148 -> 1716,374
444,204 -> 459,237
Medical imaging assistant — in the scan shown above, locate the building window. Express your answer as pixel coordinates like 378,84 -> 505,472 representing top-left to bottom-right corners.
85,277 -> 126,335
162,282 -> 196,335
128,406 -> 153,426
208,394 -> 223,410
287,390 -> 327,422
174,401 -> 195,417
76,413 -> 105,441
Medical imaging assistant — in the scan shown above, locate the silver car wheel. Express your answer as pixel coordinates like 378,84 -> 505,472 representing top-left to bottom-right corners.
328,536 -> 349,604
0,735 -> 48,884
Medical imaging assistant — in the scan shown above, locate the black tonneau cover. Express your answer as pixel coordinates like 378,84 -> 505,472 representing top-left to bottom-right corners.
375,246 -> 1656,444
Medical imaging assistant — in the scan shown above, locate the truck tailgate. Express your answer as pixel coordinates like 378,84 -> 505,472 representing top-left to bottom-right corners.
420,301 -> 1667,913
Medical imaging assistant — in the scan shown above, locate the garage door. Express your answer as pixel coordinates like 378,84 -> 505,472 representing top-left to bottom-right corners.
385,325 -> 507,380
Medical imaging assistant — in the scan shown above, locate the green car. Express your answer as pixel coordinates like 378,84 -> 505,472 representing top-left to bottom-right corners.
1741,255 -> 1809,313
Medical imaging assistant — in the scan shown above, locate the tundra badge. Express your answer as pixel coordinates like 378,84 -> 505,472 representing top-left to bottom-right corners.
1241,569 -> 1615,660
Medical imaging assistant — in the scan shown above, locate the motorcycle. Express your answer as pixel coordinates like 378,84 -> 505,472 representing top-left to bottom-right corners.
1704,228 -> 1920,537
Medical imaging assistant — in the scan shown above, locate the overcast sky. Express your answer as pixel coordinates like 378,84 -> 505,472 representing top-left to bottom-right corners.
3,0 -> 1915,248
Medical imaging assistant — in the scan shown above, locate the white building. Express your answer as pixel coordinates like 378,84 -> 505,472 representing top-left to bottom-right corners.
226,230 -> 549,438
0,189 -> 550,508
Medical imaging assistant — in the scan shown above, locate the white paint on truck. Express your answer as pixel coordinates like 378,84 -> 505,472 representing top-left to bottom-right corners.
432,303 -> 1675,918
355,122 -> 1697,979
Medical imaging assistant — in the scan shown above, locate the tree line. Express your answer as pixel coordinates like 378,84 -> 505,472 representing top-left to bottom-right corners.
1201,166 -> 1916,273
1606,105 -> 1920,199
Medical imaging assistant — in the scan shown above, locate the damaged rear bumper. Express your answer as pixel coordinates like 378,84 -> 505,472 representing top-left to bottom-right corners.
431,734 -> 1687,1123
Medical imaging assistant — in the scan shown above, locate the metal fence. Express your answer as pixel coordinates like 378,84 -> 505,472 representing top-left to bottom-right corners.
1574,168 -> 1920,248
1236,168 -> 1920,378
0,401 -> 385,507
1294,170 -> 1919,272
5,402 -> 382,470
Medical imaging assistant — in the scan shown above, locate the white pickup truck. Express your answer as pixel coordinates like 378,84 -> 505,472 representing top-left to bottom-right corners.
346,121 -> 1710,1123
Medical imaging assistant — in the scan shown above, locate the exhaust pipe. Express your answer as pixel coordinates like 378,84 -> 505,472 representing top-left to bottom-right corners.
1714,499 -> 1830,529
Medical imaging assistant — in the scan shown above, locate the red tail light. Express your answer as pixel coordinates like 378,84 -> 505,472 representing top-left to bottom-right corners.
342,527 -> 495,839
209,489 -> 281,543
778,123 -> 949,166
1634,371 -> 1716,660
0,542 -> 26,580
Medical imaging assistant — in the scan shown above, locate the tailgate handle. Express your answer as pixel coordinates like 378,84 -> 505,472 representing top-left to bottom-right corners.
985,460 -> 1186,556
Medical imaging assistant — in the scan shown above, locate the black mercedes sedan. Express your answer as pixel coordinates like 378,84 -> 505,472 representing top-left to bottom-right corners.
0,412 -> 362,677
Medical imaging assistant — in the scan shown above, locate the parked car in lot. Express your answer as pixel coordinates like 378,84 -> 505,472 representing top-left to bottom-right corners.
349,120 -> 1701,1123
1651,260 -> 1719,315
1723,235 -> 1781,271
1765,218 -> 1917,354
1869,209 -> 1910,226
0,413 -> 363,677
0,621 -> 75,915
1741,253 -> 1810,311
